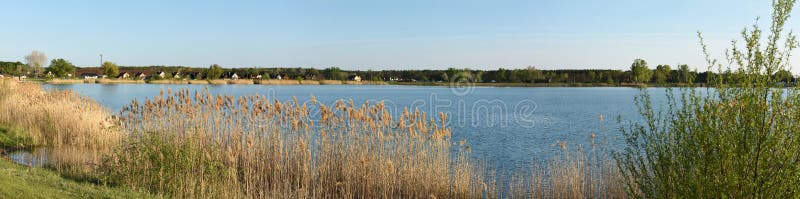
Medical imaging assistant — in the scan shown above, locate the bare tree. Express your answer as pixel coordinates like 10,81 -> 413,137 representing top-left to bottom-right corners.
24,50 -> 47,77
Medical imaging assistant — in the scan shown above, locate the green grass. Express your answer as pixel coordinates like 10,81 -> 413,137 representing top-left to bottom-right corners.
0,157 -> 154,199
0,124 -> 33,148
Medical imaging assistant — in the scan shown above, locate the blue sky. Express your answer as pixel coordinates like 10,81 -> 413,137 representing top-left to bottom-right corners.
1,0 -> 795,71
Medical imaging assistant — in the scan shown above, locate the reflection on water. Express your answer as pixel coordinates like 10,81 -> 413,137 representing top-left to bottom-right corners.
8,148 -> 49,167
5,147 -> 110,169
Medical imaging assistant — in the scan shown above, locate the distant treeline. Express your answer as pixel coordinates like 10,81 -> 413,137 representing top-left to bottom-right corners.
2,59 -> 796,84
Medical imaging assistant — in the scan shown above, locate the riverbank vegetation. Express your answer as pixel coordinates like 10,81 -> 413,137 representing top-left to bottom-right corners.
0,77 -> 624,198
618,0 -> 800,197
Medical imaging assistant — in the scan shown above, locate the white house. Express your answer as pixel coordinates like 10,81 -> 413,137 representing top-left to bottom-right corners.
276,75 -> 282,80
353,75 -> 362,82
231,73 -> 240,80
157,72 -> 166,78
255,75 -> 262,79
118,72 -> 130,79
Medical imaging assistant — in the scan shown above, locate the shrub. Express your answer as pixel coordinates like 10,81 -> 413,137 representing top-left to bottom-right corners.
617,0 -> 800,198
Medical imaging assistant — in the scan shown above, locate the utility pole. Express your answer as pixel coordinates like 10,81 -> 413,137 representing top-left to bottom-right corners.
100,54 -> 103,66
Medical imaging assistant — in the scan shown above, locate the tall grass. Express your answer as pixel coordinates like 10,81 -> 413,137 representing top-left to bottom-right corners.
107,89 -> 485,198
0,79 -> 120,148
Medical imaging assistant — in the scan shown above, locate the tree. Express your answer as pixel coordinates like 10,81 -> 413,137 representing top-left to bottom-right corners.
630,59 -> 652,83
47,58 -> 75,78
323,67 -> 344,80
774,69 -> 794,84
206,64 -> 223,80
677,64 -> 696,84
25,50 -> 47,77
101,61 -> 120,78
653,64 -> 671,84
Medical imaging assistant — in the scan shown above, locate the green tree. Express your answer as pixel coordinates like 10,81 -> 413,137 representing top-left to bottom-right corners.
101,61 -> 119,78
677,64 -> 696,84
630,58 -> 652,83
653,64 -> 671,84
774,69 -> 793,84
323,67 -> 344,80
206,64 -> 223,80
47,58 -> 75,78
618,0 -> 800,197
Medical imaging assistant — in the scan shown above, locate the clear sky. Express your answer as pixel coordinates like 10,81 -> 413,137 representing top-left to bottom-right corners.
1,0 -> 797,71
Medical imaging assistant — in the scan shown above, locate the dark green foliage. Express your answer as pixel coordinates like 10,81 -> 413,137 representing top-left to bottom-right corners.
205,64 -> 223,80
322,67 -> 345,80
47,58 -> 76,78
0,61 -> 27,76
617,0 -> 800,197
630,59 -> 651,83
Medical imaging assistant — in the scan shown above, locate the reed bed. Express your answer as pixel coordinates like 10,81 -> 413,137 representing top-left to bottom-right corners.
228,79 -> 254,84
45,79 -> 86,84
0,79 -> 121,179
148,80 -> 189,84
207,80 -> 227,85
188,80 -> 210,84
0,79 -> 120,148
107,88 -> 485,198
255,79 -> 301,85
299,80 -> 320,85
319,80 -> 343,85
96,79 -> 146,84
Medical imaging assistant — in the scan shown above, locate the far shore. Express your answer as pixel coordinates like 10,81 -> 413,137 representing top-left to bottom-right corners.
39,78 -> 390,85
11,78 -> 710,87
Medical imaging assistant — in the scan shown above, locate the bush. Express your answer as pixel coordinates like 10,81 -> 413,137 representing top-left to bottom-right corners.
617,0 -> 800,198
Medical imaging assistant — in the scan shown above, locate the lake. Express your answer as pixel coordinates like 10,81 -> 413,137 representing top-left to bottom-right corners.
43,84 -> 666,173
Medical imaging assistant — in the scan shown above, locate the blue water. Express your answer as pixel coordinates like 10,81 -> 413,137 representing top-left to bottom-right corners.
43,84 -> 667,172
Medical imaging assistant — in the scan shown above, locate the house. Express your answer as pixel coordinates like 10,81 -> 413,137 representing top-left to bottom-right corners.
82,73 -> 99,79
172,72 -> 181,79
276,75 -> 282,80
118,72 -> 130,79
352,75 -> 362,82
255,75 -> 262,79
136,72 -> 147,79
157,71 -> 167,79
46,71 -> 54,77
231,73 -> 239,80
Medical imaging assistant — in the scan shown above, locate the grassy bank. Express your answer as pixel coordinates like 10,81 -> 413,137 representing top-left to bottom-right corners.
0,156 -> 151,198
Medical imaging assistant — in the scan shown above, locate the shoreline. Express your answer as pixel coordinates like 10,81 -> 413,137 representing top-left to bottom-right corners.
33,78 -> 703,87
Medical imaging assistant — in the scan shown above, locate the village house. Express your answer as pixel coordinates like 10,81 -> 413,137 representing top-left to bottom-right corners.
231,73 -> 240,80
82,73 -> 99,79
352,75 -> 362,82
136,72 -> 147,79
157,71 -> 166,79
276,75 -> 282,80
118,72 -> 130,79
